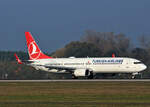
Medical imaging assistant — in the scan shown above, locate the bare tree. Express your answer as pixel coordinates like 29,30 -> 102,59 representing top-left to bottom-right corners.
138,35 -> 150,49
138,35 -> 150,57
52,48 -> 66,58
81,30 -> 130,56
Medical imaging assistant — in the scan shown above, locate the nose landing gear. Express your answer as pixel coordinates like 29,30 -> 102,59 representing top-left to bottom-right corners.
131,72 -> 140,79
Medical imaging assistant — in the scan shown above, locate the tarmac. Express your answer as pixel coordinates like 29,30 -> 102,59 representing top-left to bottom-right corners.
0,79 -> 150,82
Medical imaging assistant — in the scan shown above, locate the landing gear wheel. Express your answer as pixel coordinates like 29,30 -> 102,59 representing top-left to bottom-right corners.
87,72 -> 94,79
72,75 -> 78,79
131,72 -> 139,79
131,75 -> 135,79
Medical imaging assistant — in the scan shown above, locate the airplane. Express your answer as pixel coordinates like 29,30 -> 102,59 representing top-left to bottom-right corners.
15,32 -> 147,79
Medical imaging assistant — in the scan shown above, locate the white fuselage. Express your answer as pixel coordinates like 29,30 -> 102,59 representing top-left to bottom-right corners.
30,57 -> 147,73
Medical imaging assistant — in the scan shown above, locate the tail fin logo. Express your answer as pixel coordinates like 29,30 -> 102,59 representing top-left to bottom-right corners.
28,41 -> 40,59
25,32 -> 53,60
30,42 -> 38,55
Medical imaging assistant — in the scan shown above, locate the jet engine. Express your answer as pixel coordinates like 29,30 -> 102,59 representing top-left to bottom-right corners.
74,69 -> 91,77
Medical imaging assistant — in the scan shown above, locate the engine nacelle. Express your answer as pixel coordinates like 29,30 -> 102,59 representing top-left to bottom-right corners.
74,69 -> 90,77
34,66 -> 49,71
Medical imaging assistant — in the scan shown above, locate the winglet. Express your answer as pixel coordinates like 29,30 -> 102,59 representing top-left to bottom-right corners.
112,53 -> 115,58
14,53 -> 23,64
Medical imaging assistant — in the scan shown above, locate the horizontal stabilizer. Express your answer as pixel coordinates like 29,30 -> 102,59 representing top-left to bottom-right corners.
14,53 -> 23,64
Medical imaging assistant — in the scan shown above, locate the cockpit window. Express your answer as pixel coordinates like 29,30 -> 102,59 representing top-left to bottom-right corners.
134,62 -> 143,64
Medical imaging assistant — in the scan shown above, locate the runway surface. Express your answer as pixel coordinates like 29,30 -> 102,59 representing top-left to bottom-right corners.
0,79 -> 150,82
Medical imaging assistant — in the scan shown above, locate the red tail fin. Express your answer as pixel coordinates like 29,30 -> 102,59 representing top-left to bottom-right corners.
25,32 -> 52,60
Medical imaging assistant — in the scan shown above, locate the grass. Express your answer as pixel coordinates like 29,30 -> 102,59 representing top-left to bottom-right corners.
0,81 -> 150,107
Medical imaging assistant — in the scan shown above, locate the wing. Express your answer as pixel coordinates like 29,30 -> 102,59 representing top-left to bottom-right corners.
33,64 -> 76,73
35,64 -> 87,73
44,65 -> 76,71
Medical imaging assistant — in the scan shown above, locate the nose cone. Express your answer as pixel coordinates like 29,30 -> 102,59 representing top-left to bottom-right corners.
141,64 -> 147,71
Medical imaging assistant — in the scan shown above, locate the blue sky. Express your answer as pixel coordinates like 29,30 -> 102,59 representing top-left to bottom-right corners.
0,0 -> 150,53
